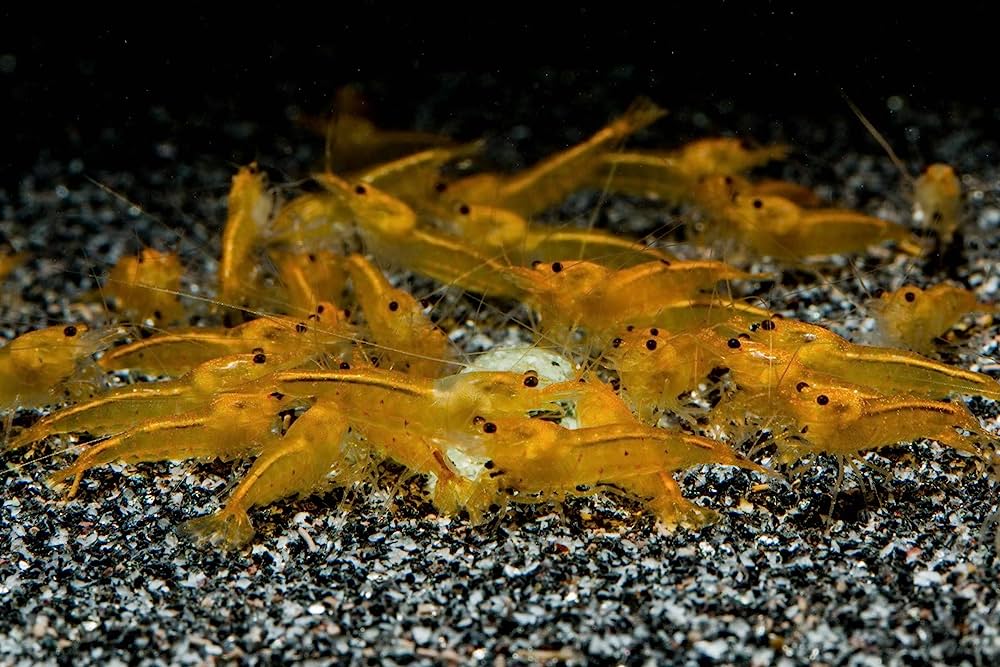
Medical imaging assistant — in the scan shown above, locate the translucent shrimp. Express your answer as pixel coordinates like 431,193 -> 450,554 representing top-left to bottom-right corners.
0,324 -> 124,412
48,391 -> 299,499
271,249 -> 348,312
446,97 -> 667,215
870,283 -> 997,353
220,162 -> 274,308
98,303 -> 352,376
914,164 -> 962,244
358,142 -> 484,206
448,416 -> 768,528
510,259 -> 765,343
693,176 -> 920,259
9,351 -> 299,450
182,401 -> 352,548
103,248 -> 185,325
345,254 -> 454,376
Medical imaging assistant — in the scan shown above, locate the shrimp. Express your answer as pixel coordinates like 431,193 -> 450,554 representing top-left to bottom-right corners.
98,302 -> 352,376
870,283 -> 997,353
103,248 -> 185,325
0,250 -> 28,283
509,259 -> 765,344
693,176 -> 920,259
447,416 -> 769,528
0,324 -> 124,412
271,249 -> 348,312
219,162 -> 274,309
446,97 -> 667,215
8,351 -> 300,450
345,254 -> 454,376
914,164 -> 962,244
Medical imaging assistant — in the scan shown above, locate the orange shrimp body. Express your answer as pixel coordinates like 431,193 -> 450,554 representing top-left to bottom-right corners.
220,163 -> 273,308
345,254 -> 454,376
104,248 -> 185,325
871,283 -> 992,353
271,249 -> 348,312
914,163 -> 962,243
0,324 -> 123,411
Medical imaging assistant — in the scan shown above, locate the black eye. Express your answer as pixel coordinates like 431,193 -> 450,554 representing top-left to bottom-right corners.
483,422 -> 497,434
645,339 -> 657,351
531,260 -> 543,268
796,381 -> 809,392
388,301 -> 399,312
904,291 -> 916,303
727,338 -> 741,349
551,262 -> 563,273
253,353 -> 267,364
761,320 -> 775,331
473,415 -> 485,425
317,304 -> 325,313
612,337 -> 623,348
419,298 -> 430,308
295,322 -> 307,333
816,394 -> 829,406
339,361 -> 351,369
354,184 -> 367,195
649,328 -> 659,336
626,325 -> 634,332
63,325 -> 78,337
523,376 -> 539,388
269,391 -> 285,400
484,460 -> 495,469
752,199 -> 763,209
434,182 -> 448,193
458,204 -> 470,215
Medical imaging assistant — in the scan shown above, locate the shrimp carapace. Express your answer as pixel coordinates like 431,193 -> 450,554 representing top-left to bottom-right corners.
103,248 -> 185,325
219,162 -> 274,309
870,283 -> 997,353
0,324 -> 124,412
914,163 -> 962,244
345,254 -> 454,376
98,303 -> 352,376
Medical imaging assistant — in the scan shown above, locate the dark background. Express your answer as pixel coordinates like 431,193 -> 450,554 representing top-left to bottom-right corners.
4,3 -> 997,182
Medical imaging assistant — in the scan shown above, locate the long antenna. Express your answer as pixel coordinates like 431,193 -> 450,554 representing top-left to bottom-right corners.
840,90 -> 914,186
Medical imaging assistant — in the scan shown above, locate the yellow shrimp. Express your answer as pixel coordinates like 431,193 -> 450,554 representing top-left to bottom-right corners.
0,324 -> 124,411
9,351 -> 300,450
103,248 -> 185,325
693,176 -> 920,259
345,254 -> 454,376
219,162 -> 274,309
271,249 -> 348,312
447,415 -> 768,528
914,164 -> 962,244
870,283 -> 997,353
358,142 -> 484,206
446,97 -> 667,215
98,302 -> 351,376
0,250 -> 28,283
182,401 -> 352,547
509,258 -> 765,343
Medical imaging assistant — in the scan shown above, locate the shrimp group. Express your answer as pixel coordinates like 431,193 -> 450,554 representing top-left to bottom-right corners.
3,89 -> 998,553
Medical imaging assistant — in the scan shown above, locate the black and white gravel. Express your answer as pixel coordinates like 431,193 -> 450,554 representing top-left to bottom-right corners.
2,63 -> 1000,666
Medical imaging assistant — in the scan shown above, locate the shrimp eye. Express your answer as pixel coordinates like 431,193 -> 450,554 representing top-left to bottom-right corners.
419,298 -> 430,308
874,288 -> 885,298
458,204 -> 471,215
645,339 -> 657,351
752,199 -> 763,209
932,211 -> 943,223
727,338 -> 741,349
316,304 -> 325,314
738,333 -> 751,340
434,181 -> 448,193
308,253 -> 317,262
659,258 -> 671,266
253,352 -> 267,364
724,176 -> 733,185
339,361 -> 351,370
612,337 -> 624,348
816,394 -> 829,406
904,291 -> 916,303
295,322 -> 308,333
649,327 -> 659,336
354,184 -> 367,195
761,319 -> 776,331
626,325 -> 635,332
484,460 -> 495,469
269,391 -> 285,400
531,260 -> 543,269
252,347 -> 264,354
483,422 -> 498,434
551,262 -> 563,273
63,325 -> 78,337
523,375 -> 539,388
472,415 -> 485,425
307,313 -> 320,321
388,301 -> 399,312
796,381 -> 809,392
